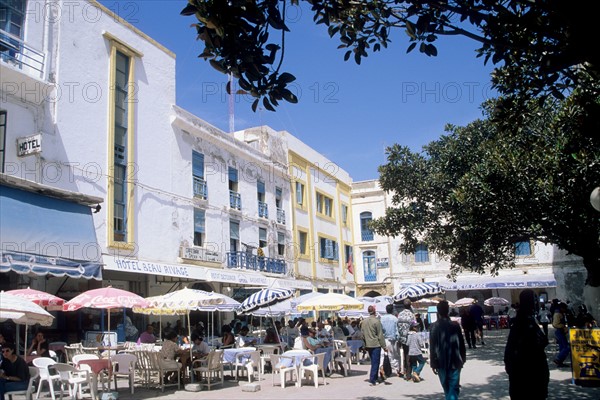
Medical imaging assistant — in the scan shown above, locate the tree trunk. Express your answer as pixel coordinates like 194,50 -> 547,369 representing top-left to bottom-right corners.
583,256 -> 600,321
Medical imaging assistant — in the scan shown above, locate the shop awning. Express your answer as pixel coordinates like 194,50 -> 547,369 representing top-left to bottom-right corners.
439,273 -> 557,291
0,184 -> 103,280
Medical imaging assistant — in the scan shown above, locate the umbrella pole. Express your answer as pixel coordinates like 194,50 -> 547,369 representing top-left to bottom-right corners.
24,324 -> 27,357
187,311 -> 193,383
108,308 -> 111,346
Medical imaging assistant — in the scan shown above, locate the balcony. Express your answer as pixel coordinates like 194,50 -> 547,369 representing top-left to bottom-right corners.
226,251 -> 286,274
258,201 -> 268,218
361,230 -> 374,241
193,176 -> 207,199
229,190 -> 241,210
276,207 -> 286,224
1,30 -> 45,79
364,270 -> 377,282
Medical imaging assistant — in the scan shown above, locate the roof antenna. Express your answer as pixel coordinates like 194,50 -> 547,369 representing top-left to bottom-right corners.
228,73 -> 235,134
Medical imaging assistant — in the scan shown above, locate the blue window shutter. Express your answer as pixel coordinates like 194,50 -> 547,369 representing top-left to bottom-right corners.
192,151 -> 204,178
228,167 -> 238,182
276,187 -> 282,199
257,180 -> 265,193
325,239 -> 334,259
230,220 -> 240,240
194,209 -> 205,233
259,227 -> 267,241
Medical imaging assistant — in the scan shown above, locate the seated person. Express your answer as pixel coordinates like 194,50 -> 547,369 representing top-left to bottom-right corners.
27,331 -> 47,357
221,325 -> 235,348
235,326 -> 257,348
138,325 -> 157,344
160,331 -> 183,382
0,342 -> 30,397
190,334 -> 210,359
302,328 -> 327,351
350,321 -> 364,340
263,328 -> 280,344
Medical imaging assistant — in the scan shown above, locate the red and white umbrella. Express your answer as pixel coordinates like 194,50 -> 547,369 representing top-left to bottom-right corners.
64,286 -> 148,344
6,287 -> 65,311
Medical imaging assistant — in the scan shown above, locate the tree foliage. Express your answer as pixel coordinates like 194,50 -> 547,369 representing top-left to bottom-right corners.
182,0 -> 599,110
370,93 -> 600,284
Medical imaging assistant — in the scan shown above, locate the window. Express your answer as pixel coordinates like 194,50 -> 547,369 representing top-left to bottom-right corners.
360,212 -> 374,241
344,244 -> 352,265
257,180 -> 267,217
515,240 -> 532,256
259,227 -> 267,249
193,208 -> 205,246
319,237 -> 338,260
230,220 -> 240,252
316,192 -> 333,217
341,204 -> 348,226
275,187 -> 282,208
415,244 -> 429,263
228,167 -> 241,209
0,111 -> 6,172
0,0 -> 25,58
228,167 -> 238,191
363,251 -> 376,282
110,49 -> 134,244
192,151 -> 207,199
295,182 -> 305,206
298,231 -> 308,256
277,232 -> 285,256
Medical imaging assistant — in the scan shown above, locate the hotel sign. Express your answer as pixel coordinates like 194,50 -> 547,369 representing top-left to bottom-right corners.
180,246 -> 221,263
17,134 -> 42,157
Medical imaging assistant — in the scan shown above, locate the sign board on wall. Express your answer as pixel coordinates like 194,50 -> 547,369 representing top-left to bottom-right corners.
570,328 -> 600,386
17,134 -> 42,156
377,258 -> 389,268
180,246 -> 221,263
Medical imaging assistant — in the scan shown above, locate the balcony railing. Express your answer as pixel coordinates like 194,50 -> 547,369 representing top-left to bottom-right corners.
193,176 -> 207,199
364,270 -> 377,282
258,201 -> 268,218
229,190 -> 241,210
226,251 -> 286,274
276,207 -> 285,224
361,230 -> 374,241
1,29 -> 45,79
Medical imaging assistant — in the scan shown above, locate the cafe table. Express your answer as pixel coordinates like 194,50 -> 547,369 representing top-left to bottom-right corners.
75,358 -> 112,393
280,349 -> 312,387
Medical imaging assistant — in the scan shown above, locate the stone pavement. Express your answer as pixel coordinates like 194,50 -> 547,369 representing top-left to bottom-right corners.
99,330 -> 598,400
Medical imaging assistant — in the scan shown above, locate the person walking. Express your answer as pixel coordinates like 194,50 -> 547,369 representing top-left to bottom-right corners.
407,321 -> 427,382
379,304 -> 401,380
538,304 -> 552,337
504,289 -> 549,400
552,302 -> 571,367
460,307 -> 477,349
430,300 -> 467,400
469,300 -> 485,345
361,305 -> 387,386
397,298 -> 415,380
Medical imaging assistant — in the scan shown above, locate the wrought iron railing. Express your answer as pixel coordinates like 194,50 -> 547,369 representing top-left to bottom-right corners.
276,207 -> 285,224
226,251 -> 286,274
361,230 -> 374,241
364,270 -> 377,282
258,201 -> 268,218
229,190 -> 241,210
0,29 -> 45,79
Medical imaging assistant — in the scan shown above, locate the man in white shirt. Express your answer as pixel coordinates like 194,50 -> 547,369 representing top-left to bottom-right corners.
235,326 -> 257,348
191,333 -> 210,358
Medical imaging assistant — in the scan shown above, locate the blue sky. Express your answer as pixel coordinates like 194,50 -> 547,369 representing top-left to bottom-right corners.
99,1 -> 496,181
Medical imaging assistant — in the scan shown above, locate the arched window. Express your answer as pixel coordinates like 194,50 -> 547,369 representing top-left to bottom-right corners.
360,212 -> 374,241
363,250 -> 376,282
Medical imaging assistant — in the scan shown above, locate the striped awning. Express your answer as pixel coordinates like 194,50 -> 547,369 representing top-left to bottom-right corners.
237,288 -> 294,314
393,283 -> 445,302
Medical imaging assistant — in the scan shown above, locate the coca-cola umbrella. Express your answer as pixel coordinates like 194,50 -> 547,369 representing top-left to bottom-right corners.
6,287 -> 65,311
63,286 -> 148,345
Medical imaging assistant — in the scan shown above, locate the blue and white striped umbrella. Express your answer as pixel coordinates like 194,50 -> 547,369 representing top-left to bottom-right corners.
237,288 -> 295,314
393,283 -> 444,302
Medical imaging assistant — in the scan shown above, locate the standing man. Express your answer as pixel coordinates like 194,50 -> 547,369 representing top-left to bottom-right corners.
380,304 -> 400,379
430,300 -> 467,400
397,298 -> 415,380
552,302 -> 570,367
469,300 -> 485,346
361,305 -> 387,386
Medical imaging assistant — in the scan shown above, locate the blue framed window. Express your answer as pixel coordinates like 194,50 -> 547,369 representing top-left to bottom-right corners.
415,244 -> 429,263
193,208 -> 205,246
363,251 -> 376,282
298,231 -> 307,256
192,151 -> 207,199
230,220 -> 239,252
319,237 -> 338,260
360,212 -> 374,241
295,182 -> 304,206
259,227 -> 267,249
515,240 -> 532,256
277,232 -> 285,256
0,0 -> 25,58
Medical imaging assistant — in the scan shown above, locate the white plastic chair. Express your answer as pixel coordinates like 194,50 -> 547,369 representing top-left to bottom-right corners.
110,353 -> 137,394
32,357 -> 60,400
333,340 -> 352,376
192,350 -> 224,390
299,352 -> 326,388
50,363 -> 94,400
151,352 -> 181,392
5,366 -> 39,400
269,354 -> 297,388
258,345 -> 280,375
233,350 -> 260,383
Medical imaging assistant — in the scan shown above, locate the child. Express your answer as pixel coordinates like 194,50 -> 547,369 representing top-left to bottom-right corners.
406,321 -> 427,382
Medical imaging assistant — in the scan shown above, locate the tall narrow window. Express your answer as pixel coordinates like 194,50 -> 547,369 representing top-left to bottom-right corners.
229,220 -> 240,252
259,227 -> 267,249
319,237 -> 338,260
295,182 -> 304,206
341,204 -> 348,226
363,251 -> 376,282
0,111 -> 6,172
298,231 -> 308,256
228,167 -> 241,209
193,208 -> 205,246
112,50 -> 131,243
192,151 -> 207,199
257,180 -> 267,218
277,232 -> 285,256
275,187 -> 282,208
360,212 -> 374,241
415,243 -> 429,263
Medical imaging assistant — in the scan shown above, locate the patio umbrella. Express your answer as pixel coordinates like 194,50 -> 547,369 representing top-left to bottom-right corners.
237,288 -> 295,314
290,291 -> 324,309
393,283 -> 445,302
412,296 -> 444,309
63,286 -> 148,345
6,287 -> 65,311
455,297 -> 476,307
484,297 -> 510,307
295,292 -> 364,312
0,291 -> 55,355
